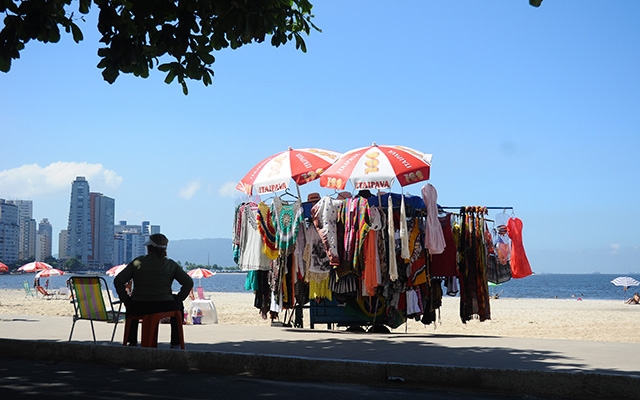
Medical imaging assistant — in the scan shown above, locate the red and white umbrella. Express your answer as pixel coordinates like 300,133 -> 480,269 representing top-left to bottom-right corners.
106,263 -> 128,277
236,147 -> 342,196
187,268 -> 216,286
0,262 -> 9,273
319,143 -> 432,191
17,261 -> 53,272
35,268 -> 65,278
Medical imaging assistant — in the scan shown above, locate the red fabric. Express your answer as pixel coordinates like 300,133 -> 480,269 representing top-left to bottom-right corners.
362,231 -> 378,296
430,214 -> 458,277
507,217 -> 532,279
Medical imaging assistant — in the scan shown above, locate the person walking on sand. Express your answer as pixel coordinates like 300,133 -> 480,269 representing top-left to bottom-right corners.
114,233 -> 193,348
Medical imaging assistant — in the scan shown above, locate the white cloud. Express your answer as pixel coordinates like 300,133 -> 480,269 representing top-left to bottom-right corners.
178,180 -> 201,199
218,181 -> 241,197
0,162 -> 123,198
609,243 -> 621,254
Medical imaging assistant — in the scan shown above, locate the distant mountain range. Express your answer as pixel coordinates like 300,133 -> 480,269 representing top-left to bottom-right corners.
169,238 -> 235,267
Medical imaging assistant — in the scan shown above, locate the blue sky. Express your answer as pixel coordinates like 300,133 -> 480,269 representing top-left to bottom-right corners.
1,1 -> 639,273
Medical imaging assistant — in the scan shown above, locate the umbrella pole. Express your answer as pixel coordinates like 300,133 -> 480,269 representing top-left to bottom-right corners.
295,182 -> 301,200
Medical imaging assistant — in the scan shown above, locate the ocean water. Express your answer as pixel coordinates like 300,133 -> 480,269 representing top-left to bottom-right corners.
1,272 -> 638,301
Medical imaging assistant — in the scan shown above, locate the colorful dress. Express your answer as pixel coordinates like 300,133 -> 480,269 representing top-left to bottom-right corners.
507,217 -> 532,279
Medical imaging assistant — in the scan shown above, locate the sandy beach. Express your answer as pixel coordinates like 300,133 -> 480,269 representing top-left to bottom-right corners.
1,288 -> 638,343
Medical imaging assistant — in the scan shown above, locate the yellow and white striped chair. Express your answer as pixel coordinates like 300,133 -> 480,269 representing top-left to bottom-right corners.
68,276 -> 122,343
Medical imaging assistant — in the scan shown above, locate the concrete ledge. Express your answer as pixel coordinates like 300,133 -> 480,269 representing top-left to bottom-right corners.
1,338 -> 638,400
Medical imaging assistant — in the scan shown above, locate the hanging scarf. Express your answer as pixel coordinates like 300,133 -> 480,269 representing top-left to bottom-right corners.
400,194 -> 410,261
421,183 -> 446,254
458,207 -> 490,323
388,196 -> 398,281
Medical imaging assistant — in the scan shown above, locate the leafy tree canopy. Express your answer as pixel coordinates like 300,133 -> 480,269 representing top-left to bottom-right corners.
0,0 -> 318,94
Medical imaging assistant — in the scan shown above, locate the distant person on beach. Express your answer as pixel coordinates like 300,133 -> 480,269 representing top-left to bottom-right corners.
114,233 -> 193,348
625,292 -> 640,305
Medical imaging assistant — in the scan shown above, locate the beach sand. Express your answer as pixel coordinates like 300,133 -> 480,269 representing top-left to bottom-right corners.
1,289 -> 638,343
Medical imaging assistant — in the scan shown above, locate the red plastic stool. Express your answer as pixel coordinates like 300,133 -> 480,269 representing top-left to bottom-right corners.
122,315 -> 143,346
123,311 -> 185,349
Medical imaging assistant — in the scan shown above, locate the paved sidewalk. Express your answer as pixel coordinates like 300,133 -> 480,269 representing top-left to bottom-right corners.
1,314 -> 638,399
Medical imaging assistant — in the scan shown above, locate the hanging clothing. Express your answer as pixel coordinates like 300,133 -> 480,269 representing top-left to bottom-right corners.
507,217 -> 533,279
457,208 -> 491,323
485,225 -> 512,284
256,202 -> 278,260
343,197 -> 371,271
237,204 -> 271,271
311,196 -> 342,266
253,269 -> 270,319
399,195 -> 410,260
272,197 -> 303,256
429,213 -> 458,277
387,196 -> 398,281
362,230 -> 379,296
305,223 -> 332,300
421,183 -> 446,255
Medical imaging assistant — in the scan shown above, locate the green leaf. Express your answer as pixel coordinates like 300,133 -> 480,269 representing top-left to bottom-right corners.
158,63 -> 172,72
79,0 -> 91,14
164,70 -> 176,84
102,66 -> 120,84
70,23 -> 84,43
0,56 -> 11,73
200,52 -> 215,65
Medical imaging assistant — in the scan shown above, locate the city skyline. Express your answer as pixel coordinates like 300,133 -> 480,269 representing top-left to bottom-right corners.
1,176 -> 161,268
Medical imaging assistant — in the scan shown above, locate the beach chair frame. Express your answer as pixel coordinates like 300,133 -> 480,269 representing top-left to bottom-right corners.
23,281 -> 35,297
68,276 -> 122,344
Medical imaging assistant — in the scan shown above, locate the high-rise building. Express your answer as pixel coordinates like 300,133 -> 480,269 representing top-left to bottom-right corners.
0,199 -> 20,264
66,176 -> 91,266
58,229 -> 69,260
37,218 -> 53,261
113,220 -> 160,265
89,193 -> 115,270
6,200 -> 36,261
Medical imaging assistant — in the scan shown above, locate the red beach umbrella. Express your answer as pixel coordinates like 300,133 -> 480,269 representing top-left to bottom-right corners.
17,261 -> 53,272
187,268 -> 216,286
106,263 -> 128,277
236,147 -> 342,196
319,143 -> 432,191
35,268 -> 65,278
0,262 -> 8,273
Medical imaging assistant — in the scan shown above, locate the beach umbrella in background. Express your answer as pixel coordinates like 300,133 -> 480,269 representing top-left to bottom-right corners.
35,268 -> 65,278
319,143 -> 432,192
106,263 -> 128,277
187,268 -> 216,287
236,147 -> 342,197
17,261 -> 53,272
611,276 -> 640,301
0,262 -> 9,273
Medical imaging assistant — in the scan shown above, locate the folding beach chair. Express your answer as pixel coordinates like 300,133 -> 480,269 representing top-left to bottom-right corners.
68,276 -> 122,344
23,281 -> 35,298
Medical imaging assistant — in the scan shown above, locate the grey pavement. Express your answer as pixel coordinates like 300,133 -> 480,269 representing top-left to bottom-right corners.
1,314 -> 638,399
